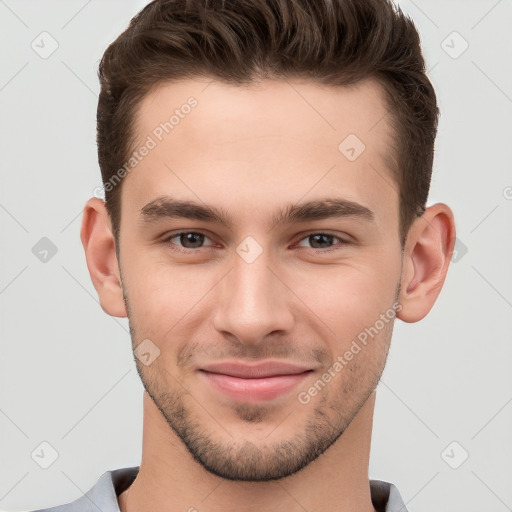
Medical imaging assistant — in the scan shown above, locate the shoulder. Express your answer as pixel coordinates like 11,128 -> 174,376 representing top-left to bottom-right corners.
25,467 -> 139,512
370,479 -> 408,512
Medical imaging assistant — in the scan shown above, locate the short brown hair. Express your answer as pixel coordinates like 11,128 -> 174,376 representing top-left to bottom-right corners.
97,0 -> 439,247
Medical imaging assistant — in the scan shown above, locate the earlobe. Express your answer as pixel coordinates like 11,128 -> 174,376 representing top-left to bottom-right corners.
397,203 -> 456,323
80,197 -> 127,318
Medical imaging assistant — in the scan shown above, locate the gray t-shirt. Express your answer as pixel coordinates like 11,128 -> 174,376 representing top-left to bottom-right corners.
28,466 -> 408,512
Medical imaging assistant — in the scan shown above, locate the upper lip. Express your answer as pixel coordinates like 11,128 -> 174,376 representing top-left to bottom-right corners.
200,361 -> 313,379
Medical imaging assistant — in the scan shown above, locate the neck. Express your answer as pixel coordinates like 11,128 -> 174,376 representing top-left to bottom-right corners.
118,391 -> 377,512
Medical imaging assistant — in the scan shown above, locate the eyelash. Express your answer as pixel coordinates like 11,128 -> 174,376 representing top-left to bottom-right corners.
162,230 -> 350,254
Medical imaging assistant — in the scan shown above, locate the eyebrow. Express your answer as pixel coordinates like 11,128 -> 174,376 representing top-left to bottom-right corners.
139,195 -> 375,232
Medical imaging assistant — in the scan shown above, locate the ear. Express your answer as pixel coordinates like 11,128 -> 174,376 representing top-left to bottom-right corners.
396,203 -> 456,323
80,197 -> 127,318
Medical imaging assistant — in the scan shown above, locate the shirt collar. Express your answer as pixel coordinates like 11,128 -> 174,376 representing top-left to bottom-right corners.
40,466 -> 408,512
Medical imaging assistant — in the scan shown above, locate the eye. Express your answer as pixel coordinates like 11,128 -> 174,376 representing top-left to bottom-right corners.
295,232 -> 348,251
162,230 -> 350,254
164,231 -> 215,253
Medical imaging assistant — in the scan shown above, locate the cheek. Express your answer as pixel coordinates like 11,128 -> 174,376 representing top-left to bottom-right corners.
288,262 -> 398,339
329,317 -> 393,397
130,272 -> 201,318
123,239 -> 199,303
123,259 -> 221,341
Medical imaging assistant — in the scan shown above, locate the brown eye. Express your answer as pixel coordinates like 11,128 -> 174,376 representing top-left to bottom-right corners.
296,232 -> 348,251
165,231 -> 214,252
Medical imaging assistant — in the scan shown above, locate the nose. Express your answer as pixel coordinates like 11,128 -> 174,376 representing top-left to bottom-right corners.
212,246 -> 295,346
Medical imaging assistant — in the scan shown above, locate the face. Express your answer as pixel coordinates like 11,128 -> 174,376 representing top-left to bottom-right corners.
116,77 -> 403,481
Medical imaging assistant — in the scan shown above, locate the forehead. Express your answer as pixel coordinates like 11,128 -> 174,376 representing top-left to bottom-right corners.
123,77 -> 398,231
134,77 -> 393,154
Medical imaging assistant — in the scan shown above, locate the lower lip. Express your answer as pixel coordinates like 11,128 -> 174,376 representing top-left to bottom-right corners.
200,370 -> 312,402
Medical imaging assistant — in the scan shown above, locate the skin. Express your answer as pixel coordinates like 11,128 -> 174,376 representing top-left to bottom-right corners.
81,77 -> 456,512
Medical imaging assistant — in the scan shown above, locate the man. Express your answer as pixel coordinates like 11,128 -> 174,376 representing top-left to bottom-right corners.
31,0 -> 455,510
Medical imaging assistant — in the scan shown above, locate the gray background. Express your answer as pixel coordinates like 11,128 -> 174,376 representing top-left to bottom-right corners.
0,1 -> 511,511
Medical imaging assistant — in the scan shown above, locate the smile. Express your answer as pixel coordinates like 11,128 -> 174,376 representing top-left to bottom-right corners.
198,361 -> 314,402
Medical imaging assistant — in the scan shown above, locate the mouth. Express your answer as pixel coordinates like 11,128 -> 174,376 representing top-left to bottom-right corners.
198,361 -> 314,402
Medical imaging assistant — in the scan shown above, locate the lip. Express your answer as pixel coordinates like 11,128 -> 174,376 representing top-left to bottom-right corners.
201,361 -> 313,378
199,360 -> 314,402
